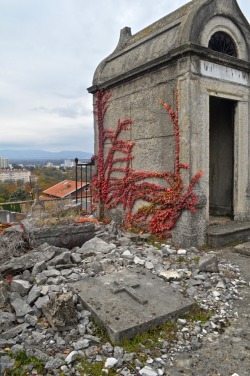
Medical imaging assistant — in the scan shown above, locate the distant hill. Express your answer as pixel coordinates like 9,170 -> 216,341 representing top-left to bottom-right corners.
0,150 -> 93,160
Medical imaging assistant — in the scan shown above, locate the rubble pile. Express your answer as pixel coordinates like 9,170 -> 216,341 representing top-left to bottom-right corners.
0,221 -> 249,375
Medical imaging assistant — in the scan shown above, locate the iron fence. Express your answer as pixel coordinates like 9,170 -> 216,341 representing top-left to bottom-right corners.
74,158 -> 94,213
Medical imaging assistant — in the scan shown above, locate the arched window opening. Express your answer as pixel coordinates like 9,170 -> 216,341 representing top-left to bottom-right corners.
208,31 -> 237,57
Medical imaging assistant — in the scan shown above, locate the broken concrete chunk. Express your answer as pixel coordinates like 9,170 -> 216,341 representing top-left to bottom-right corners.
27,284 -> 41,305
198,254 -> 219,273
47,251 -> 71,266
77,237 -> 116,255
32,260 -> 47,276
24,313 -> 37,326
158,270 -> 182,281
11,279 -> 32,296
35,295 -> 50,310
0,311 -> 16,325
234,242 -> 250,256
24,222 -> 95,249
0,280 -> 10,308
11,298 -> 33,317
71,253 -> 82,263
0,247 -> 57,274
39,269 -> 61,278
1,323 -> 29,340
42,293 -> 78,330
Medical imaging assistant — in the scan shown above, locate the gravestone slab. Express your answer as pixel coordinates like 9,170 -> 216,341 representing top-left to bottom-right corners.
22,221 -> 95,249
73,269 -> 194,344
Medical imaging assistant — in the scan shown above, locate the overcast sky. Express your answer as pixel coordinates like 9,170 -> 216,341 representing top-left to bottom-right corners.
0,0 -> 249,153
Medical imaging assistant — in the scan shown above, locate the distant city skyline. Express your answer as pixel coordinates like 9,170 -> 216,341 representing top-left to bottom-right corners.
0,149 -> 92,160
0,0 -> 249,153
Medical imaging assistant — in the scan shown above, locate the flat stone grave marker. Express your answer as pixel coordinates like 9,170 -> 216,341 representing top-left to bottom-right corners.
73,269 -> 194,344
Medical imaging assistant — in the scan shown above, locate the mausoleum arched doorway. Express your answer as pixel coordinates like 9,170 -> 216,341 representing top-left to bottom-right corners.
209,96 -> 237,217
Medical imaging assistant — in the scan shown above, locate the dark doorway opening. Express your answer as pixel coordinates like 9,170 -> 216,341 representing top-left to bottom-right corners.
209,96 -> 236,217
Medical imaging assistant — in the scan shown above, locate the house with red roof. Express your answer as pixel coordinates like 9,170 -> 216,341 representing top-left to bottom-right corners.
41,180 -> 90,201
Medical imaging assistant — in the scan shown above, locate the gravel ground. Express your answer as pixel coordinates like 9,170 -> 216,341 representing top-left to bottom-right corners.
168,248 -> 250,376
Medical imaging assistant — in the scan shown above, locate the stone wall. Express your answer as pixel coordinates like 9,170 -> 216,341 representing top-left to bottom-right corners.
0,210 -> 25,224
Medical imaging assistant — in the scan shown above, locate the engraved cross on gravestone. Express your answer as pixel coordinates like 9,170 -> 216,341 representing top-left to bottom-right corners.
111,280 -> 148,305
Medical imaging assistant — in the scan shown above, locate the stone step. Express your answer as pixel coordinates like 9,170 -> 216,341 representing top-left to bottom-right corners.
207,221 -> 250,247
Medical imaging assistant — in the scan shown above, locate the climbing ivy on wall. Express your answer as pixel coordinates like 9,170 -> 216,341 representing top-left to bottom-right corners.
91,89 -> 203,238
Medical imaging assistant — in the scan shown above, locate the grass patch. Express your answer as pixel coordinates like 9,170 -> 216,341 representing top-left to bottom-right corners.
89,317 -> 110,343
181,304 -> 214,324
121,321 -> 177,357
5,350 -> 46,376
177,256 -> 186,263
78,359 -> 117,376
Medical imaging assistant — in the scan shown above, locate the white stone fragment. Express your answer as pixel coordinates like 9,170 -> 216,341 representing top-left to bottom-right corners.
139,366 -> 158,376
122,250 -> 133,259
177,249 -> 187,255
104,357 -> 118,368
145,261 -> 154,270
41,285 -> 49,295
134,256 -> 145,265
210,321 -> 217,329
177,318 -> 187,326
65,351 -> 78,364
212,290 -> 221,298
158,270 -> 181,281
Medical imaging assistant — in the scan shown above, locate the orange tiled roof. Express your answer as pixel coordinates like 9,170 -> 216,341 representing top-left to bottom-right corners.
43,180 -> 88,199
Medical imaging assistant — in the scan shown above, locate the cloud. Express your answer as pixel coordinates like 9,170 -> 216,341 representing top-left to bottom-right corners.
32,101 -> 86,119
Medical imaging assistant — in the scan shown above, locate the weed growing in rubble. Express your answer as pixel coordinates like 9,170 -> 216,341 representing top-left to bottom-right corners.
6,350 -> 45,375
120,321 -> 178,358
77,359 -> 117,376
89,316 -> 110,343
181,304 -> 214,324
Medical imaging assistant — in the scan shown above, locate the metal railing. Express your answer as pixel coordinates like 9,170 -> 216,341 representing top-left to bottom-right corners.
74,158 -> 94,213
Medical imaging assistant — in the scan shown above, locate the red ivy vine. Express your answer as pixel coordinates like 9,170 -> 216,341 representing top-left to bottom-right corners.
91,89 -> 203,238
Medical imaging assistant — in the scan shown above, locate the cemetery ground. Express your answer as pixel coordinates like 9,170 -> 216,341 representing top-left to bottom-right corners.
0,215 -> 249,376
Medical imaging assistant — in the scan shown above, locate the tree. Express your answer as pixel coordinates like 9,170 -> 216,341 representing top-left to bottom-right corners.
8,188 -> 30,202
0,181 -> 16,202
33,167 -> 67,191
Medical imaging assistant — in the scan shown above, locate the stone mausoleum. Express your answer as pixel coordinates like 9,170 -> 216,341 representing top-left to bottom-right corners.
88,0 -> 250,247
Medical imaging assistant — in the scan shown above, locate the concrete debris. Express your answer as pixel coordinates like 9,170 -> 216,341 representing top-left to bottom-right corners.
0,221 -> 249,375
